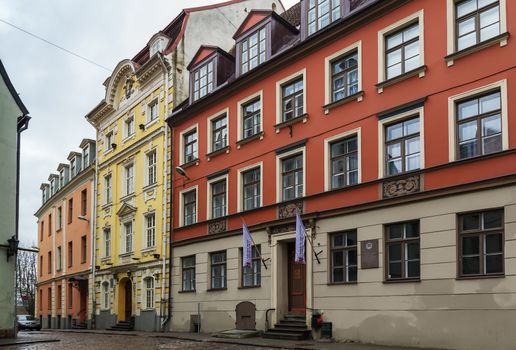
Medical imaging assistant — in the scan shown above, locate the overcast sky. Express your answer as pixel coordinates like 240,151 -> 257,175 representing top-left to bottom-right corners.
0,0 -> 297,247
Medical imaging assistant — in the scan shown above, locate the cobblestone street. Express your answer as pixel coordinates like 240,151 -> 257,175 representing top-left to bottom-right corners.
5,332 -> 284,350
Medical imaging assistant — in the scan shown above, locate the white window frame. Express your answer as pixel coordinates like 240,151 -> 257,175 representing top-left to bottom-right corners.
275,68 -> 307,125
83,146 -> 90,168
147,98 -> 159,124
104,174 -> 112,205
377,10 -> 425,92
237,90 -> 263,142
324,128 -> 362,191
446,0 -> 508,66
447,79 -> 508,162
207,108 -> 230,155
377,106 -> 425,179
144,212 -> 156,249
145,149 -> 157,187
324,41 -> 363,107
237,162 -> 263,212
276,147 -> 306,203
70,159 -> 76,178
143,277 -> 155,310
207,174 -> 229,220
56,206 -> 62,231
103,227 -> 111,258
123,162 -> 135,196
179,185 -> 198,227
101,281 -> 110,310
179,123 -> 199,165
123,114 -> 135,140
122,220 -> 134,254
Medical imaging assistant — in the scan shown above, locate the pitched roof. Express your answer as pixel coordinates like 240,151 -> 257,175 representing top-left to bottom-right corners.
280,1 -> 301,27
0,60 -> 29,116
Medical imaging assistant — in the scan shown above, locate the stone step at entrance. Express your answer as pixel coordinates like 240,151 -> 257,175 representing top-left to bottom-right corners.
262,314 -> 311,340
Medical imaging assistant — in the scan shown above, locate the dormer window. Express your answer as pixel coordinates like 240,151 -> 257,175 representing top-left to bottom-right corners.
150,39 -> 163,56
193,60 -> 214,101
50,179 -> 56,195
307,0 -> 341,36
70,159 -> 76,177
59,170 -> 65,188
241,27 -> 267,74
83,146 -> 90,168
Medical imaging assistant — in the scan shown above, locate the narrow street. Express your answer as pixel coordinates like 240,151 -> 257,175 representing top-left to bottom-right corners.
6,332 -> 283,350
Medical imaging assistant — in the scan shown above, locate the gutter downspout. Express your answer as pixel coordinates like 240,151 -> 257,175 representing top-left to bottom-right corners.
15,115 -> 30,335
160,54 -> 172,331
90,159 -> 97,329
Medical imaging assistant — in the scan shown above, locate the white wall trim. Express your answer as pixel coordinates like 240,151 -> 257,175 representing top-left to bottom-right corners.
275,68 -> 307,124
236,161 -> 263,212
324,41 -> 362,106
377,10 -> 425,85
178,185 -> 198,227
237,90 -> 263,141
323,128 -> 362,191
377,106 -> 425,179
275,147 -> 306,203
447,79 -> 508,162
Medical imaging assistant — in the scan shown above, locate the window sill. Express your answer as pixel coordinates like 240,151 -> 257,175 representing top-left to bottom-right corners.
122,134 -> 136,144
141,247 -> 156,254
120,193 -> 135,202
323,91 -> 364,114
383,278 -> 421,284
181,159 -> 200,169
118,252 -> 133,258
445,32 -> 510,66
56,228 -> 62,233
238,285 -> 261,289
146,118 -> 160,129
207,146 -> 230,161
456,273 -> 504,281
142,183 -> 158,192
101,257 -> 112,262
101,202 -> 113,210
275,114 -> 308,133
207,287 -> 227,292
376,66 -> 427,93
236,132 -> 264,149
103,148 -> 114,156
178,289 -> 196,293
327,281 -> 357,286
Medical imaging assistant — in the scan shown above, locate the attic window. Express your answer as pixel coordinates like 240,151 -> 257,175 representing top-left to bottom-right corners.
150,38 -> 164,56
241,27 -> 267,74
307,0 -> 341,36
193,60 -> 214,101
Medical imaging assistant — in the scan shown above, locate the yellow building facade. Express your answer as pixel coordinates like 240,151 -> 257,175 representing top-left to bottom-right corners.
85,1 -> 282,331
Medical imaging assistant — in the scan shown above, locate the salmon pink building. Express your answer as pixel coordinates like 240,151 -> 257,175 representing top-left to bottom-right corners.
35,139 -> 95,329
167,0 -> 516,349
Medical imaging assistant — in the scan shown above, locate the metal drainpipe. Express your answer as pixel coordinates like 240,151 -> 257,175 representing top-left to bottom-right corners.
161,56 -> 173,331
14,115 -> 30,335
90,157 -> 97,329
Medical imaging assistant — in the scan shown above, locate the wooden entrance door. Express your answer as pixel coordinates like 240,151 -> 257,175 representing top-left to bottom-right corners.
287,242 -> 306,314
124,280 -> 132,320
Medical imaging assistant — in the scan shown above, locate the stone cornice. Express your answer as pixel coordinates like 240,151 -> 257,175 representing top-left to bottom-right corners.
136,53 -> 169,87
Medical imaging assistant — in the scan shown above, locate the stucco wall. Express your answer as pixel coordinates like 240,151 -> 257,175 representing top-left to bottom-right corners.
172,185 -> 516,350
0,70 -> 22,337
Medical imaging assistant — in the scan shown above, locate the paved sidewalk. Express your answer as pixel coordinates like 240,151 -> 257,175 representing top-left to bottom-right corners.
45,329 -> 442,350
0,332 -> 59,347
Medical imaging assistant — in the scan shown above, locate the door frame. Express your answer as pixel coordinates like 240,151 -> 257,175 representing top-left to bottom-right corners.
287,242 -> 306,313
271,230 -> 313,327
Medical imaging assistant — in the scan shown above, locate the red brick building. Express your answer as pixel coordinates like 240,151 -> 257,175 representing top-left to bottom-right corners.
167,1 -> 516,349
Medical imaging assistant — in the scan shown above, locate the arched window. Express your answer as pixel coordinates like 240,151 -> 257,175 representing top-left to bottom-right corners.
102,282 -> 110,310
144,277 -> 154,309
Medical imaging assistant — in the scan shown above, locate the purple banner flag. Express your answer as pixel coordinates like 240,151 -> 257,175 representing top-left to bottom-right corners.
295,212 -> 306,264
242,223 -> 252,267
